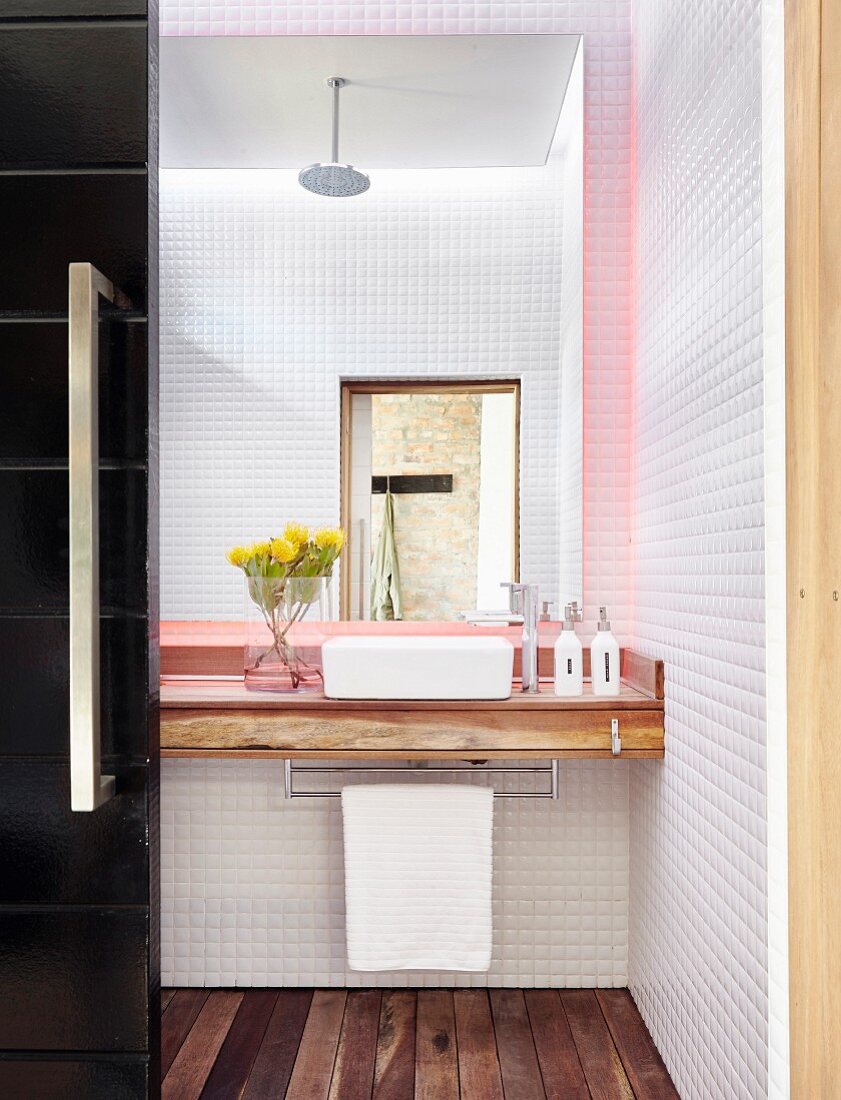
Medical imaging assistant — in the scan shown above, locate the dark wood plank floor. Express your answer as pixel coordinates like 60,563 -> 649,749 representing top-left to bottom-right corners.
161,988 -> 679,1099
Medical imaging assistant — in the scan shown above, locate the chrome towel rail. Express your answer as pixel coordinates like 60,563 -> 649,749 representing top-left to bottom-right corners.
283,759 -> 560,800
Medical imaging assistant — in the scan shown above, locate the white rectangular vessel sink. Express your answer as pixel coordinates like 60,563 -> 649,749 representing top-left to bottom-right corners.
322,636 -> 514,700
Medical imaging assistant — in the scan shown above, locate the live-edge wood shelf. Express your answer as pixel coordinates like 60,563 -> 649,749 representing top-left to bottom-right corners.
161,650 -> 664,761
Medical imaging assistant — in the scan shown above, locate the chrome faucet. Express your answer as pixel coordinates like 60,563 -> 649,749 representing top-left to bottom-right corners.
500,582 -> 541,693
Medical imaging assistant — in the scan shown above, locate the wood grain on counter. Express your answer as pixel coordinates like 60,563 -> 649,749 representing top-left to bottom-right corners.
161,672 -> 665,760
161,680 -> 661,710
160,648 -> 665,760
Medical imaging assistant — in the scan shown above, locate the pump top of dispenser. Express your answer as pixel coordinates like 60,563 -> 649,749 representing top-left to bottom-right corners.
597,606 -> 611,631
562,601 -> 583,630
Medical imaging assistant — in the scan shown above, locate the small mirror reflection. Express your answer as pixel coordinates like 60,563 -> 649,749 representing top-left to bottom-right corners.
343,383 -> 519,622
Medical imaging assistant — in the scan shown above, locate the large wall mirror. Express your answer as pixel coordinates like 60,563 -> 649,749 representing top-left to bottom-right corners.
158,33 -> 584,626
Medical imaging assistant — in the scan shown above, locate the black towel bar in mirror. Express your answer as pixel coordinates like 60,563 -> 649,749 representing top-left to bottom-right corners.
371,474 -> 453,494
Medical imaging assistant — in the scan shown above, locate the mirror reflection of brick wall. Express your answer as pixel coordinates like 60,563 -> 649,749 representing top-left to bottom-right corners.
371,392 -> 482,620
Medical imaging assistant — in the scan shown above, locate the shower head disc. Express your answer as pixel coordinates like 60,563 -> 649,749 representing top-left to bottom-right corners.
298,162 -> 370,197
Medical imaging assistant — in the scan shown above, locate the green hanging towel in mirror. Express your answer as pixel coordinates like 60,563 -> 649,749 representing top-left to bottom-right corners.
370,490 -> 402,621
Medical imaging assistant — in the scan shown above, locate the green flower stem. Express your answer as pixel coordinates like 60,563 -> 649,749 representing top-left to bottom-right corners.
248,581 -> 327,687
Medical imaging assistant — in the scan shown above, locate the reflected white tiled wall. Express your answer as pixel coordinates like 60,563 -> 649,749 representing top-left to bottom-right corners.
630,0 -> 769,1097
160,158 -> 567,617
159,0 -> 636,989
159,0 -> 635,637
161,760 -> 630,987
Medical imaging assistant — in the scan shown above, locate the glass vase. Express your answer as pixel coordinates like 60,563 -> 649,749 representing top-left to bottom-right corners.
243,575 -> 333,692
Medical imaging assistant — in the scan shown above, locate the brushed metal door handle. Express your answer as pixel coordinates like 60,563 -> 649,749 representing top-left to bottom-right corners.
69,262 -> 117,812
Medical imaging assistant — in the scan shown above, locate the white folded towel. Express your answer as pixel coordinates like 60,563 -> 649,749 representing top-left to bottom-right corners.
341,783 -> 494,972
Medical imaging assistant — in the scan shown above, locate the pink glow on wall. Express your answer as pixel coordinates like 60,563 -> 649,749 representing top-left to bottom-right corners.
160,0 -> 636,642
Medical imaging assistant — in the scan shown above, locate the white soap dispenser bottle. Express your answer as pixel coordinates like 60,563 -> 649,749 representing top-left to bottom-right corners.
554,602 -> 583,696
591,606 -> 620,696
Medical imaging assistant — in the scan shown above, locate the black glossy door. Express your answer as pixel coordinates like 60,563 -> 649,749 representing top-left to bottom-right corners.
0,3 -> 158,1098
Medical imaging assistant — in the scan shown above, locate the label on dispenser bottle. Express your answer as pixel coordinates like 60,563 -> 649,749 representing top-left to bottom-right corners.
605,653 -> 611,682
567,659 -> 572,675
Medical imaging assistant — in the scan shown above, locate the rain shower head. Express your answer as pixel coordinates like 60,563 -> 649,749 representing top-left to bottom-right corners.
298,161 -> 370,197
299,77 -> 370,197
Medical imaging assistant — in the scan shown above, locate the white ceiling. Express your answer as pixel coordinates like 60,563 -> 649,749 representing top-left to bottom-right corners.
160,34 -> 581,170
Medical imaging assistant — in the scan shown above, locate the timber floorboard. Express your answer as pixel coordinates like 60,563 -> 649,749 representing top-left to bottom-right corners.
161,987 -> 679,1099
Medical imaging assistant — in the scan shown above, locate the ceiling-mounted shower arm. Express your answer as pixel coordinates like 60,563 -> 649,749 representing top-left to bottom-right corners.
327,77 -> 345,164
298,76 -> 369,197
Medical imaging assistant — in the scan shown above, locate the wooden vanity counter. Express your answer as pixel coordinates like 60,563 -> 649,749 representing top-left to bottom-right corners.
161,650 -> 665,760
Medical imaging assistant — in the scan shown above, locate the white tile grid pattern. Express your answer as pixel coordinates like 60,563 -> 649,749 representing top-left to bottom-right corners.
629,1 -> 768,1098
556,44 -> 584,609
158,0 -> 635,992
761,0 -> 788,1095
161,759 -> 630,988
158,0 -> 635,641
160,161 -> 567,617
156,5 -> 781,1092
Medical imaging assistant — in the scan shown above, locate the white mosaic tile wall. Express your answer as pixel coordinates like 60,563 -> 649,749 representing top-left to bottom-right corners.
160,158 -> 569,616
761,0 -> 788,1095
629,0 -> 769,1097
161,759 -> 630,987
158,0 -> 636,990
556,44 -> 583,609
156,6 -> 782,1085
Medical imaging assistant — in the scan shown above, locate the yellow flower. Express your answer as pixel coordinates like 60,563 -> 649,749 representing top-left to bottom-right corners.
270,537 -> 297,563
226,545 -> 252,567
283,522 -> 309,549
249,541 -> 271,558
313,527 -> 345,552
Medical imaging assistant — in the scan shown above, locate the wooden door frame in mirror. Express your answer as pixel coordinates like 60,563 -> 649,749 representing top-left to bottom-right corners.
785,0 -> 841,1092
339,379 -> 521,621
